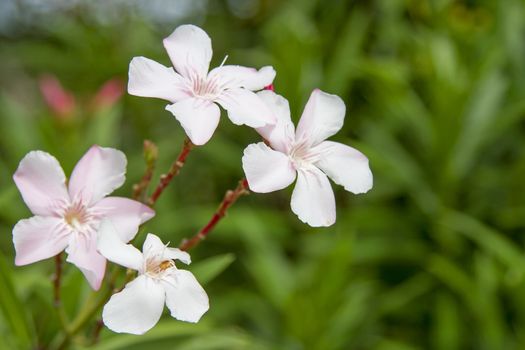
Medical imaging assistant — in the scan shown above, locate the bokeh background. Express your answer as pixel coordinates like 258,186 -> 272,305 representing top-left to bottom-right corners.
1,0 -> 525,349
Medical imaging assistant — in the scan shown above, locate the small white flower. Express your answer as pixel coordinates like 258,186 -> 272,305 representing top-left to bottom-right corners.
128,24 -> 277,145
97,221 -> 209,335
242,89 -> 373,227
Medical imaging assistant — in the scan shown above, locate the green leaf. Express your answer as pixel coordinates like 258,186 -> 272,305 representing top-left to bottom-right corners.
0,254 -> 34,349
190,253 -> 235,285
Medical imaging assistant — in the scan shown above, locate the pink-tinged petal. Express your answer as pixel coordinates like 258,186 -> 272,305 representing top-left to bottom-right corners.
208,65 -> 276,91
291,167 -> 336,227
242,142 -> 296,193
68,146 -> 126,205
13,216 -> 70,266
93,197 -> 154,243
163,270 -> 209,323
66,233 -> 107,290
128,57 -> 190,103
216,88 -> 276,128
255,90 -> 295,153
97,220 -> 144,272
163,25 -> 212,79
13,151 -> 69,216
166,98 -> 220,146
296,89 -> 346,147
102,275 -> 165,335
311,141 -> 373,194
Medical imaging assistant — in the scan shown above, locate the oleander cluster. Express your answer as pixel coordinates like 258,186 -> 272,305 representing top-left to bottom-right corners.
11,24 -> 373,335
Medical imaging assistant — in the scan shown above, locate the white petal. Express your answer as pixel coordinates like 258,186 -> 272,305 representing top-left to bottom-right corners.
142,234 -> 191,264
166,98 -> 220,146
103,275 -> 165,335
68,145 -> 127,205
142,233 -> 166,254
92,196 -> 155,242
208,65 -> 275,91
97,219 -> 144,272
66,232 -> 107,290
13,216 -> 70,266
290,167 -> 336,227
165,248 -> 191,265
255,90 -> 295,153
296,89 -> 346,147
311,141 -> 373,194
242,142 -> 296,193
163,24 -> 212,79
13,151 -> 69,216
128,56 -> 190,102
216,88 -> 276,128
163,270 -> 209,323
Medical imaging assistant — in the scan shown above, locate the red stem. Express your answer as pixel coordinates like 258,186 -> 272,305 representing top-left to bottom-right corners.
148,138 -> 194,206
179,179 -> 249,251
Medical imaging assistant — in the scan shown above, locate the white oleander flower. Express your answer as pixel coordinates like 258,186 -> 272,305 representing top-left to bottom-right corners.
242,89 -> 373,227
98,221 -> 209,334
128,24 -> 277,145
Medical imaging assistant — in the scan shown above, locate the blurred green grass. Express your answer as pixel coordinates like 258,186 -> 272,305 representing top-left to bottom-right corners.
1,0 -> 525,349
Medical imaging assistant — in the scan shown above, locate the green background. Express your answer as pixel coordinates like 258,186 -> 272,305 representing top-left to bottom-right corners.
1,0 -> 525,349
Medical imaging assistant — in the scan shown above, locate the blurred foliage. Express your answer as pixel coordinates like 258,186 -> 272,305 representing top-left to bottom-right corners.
1,0 -> 525,349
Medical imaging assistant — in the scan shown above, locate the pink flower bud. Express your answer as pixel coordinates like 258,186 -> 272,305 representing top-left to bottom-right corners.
39,75 -> 76,119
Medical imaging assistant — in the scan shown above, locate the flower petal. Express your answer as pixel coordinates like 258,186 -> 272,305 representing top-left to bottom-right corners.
13,151 -> 69,216
66,232 -> 107,290
216,88 -> 276,128
290,167 -> 336,227
163,24 -> 212,79
13,216 -> 70,266
295,89 -> 346,147
242,142 -> 296,193
163,270 -> 209,323
208,65 -> 276,91
165,248 -> 191,265
97,219 -> 144,272
311,141 -> 373,194
255,90 -> 295,153
68,145 -> 127,205
92,197 -> 155,242
103,275 -> 165,335
166,98 -> 220,146
128,56 -> 191,102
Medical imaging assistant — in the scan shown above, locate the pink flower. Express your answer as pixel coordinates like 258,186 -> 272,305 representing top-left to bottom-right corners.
12,145 -> 155,290
242,89 -> 373,227
128,24 -> 277,145
98,221 -> 208,334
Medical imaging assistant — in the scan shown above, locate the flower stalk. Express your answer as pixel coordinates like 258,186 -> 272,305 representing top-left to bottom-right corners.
179,178 -> 249,251
148,137 -> 194,206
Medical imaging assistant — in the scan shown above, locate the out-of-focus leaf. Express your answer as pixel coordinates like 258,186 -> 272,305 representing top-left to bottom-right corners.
190,253 -> 235,285
0,254 -> 34,349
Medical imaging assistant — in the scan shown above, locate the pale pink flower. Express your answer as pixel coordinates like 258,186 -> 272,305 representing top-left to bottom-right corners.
128,24 -> 277,145
12,145 -> 155,290
242,89 -> 373,227
98,221 -> 208,334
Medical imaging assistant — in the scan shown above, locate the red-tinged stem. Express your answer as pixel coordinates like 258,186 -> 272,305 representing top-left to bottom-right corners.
148,137 -> 194,206
179,179 -> 249,251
